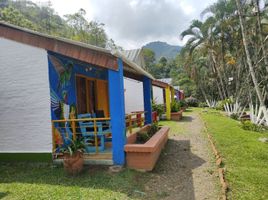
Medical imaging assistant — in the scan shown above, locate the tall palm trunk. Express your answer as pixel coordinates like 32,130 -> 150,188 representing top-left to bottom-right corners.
253,0 -> 268,73
210,51 -> 227,99
236,0 -> 268,123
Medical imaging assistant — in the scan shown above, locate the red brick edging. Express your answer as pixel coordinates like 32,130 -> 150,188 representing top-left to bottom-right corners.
201,116 -> 228,200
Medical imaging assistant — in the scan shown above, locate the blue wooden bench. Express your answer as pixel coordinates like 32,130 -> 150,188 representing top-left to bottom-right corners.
78,113 -> 111,153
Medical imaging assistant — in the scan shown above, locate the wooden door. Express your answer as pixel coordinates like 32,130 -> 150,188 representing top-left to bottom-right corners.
96,80 -> 109,117
76,76 -> 96,114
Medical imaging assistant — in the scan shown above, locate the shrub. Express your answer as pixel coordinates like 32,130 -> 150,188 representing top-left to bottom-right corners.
178,99 -> 187,108
216,99 -> 233,110
171,101 -> 180,112
230,113 -> 239,120
185,97 -> 198,107
136,131 -> 150,144
241,121 -> 264,132
136,123 -> 159,144
148,122 -> 159,137
152,101 -> 164,116
199,102 -> 208,108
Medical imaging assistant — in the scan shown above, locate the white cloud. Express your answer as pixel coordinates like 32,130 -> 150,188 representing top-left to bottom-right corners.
33,0 -> 217,49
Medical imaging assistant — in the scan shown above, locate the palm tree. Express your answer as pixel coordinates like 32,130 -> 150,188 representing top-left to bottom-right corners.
181,19 -> 227,100
235,0 -> 268,124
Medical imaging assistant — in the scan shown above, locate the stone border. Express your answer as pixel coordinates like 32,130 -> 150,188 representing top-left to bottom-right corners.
201,116 -> 228,200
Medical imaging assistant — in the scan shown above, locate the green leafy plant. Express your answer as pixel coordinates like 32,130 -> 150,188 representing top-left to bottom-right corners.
199,102 -> 208,108
230,113 -> 239,120
136,131 -> 150,144
152,99 -> 164,116
185,97 -> 198,107
241,121 -> 264,132
148,122 -> 159,137
60,138 -> 85,155
171,101 -> 180,112
136,123 -> 159,144
178,99 -> 187,108
216,99 -> 233,110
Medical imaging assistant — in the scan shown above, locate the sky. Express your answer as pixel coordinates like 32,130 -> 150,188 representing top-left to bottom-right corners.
33,0 -> 217,49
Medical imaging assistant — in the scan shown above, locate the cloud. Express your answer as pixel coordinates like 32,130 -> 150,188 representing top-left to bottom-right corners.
90,0 -> 216,49
33,0 -> 217,49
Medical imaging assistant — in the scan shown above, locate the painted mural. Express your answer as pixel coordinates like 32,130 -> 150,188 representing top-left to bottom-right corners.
48,51 -> 108,149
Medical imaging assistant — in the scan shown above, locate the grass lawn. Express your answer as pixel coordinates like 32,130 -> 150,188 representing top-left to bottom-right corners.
0,120 -> 185,200
199,108 -> 268,200
159,108 -> 193,136
0,163 -> 150,200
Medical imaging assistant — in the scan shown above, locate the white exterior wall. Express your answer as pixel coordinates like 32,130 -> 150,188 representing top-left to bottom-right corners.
153,86 -> 164,104
124,78 -> 144,114
0,38 -> 51,152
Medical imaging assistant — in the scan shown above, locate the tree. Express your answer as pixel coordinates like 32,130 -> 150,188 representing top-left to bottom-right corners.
235,0 -> 268,123
0,6 -> 37,30
143,48 -> 156,73
1,1 -> 117,49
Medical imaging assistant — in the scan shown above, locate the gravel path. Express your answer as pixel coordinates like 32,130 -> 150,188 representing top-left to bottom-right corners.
144,110 -> 219,200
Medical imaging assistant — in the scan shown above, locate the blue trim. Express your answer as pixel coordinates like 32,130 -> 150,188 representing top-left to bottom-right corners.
143,76 -> 152,124
108,58 -> 126,165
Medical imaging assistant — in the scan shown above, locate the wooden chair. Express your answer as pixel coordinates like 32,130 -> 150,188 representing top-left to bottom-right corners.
95,110 -> 112,142
78,113 -> 106,152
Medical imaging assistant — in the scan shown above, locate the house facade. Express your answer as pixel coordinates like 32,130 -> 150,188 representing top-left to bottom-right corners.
0,22 -> 153,165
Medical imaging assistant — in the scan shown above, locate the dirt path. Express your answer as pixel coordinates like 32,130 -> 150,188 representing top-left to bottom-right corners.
144,110 -> 219,200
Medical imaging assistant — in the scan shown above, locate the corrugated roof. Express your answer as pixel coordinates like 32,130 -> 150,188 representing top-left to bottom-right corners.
123,49 -> 146,69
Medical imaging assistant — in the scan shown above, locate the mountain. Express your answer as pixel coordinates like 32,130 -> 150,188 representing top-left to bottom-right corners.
143,41 -> 182,61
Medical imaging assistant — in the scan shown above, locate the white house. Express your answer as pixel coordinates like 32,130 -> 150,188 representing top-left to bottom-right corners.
0,22 -> 154,164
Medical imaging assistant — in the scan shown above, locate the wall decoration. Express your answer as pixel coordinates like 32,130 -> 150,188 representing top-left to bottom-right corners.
48,55 -> 73,92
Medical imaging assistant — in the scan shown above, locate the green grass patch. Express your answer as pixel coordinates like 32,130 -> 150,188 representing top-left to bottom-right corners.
199,109 -> 268,200
159,108 -> 194,136
0,163 -> 149,200
159,120 -> 184,136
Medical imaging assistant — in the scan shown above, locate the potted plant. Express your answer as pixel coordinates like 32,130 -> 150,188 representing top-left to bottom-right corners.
60,138 -> 85,175
171,101 -> 183,121
152,99 -> 164,121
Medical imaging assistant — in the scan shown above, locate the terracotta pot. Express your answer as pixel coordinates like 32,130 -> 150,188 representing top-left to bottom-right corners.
63,151 -> 84,175
125,125 -> 169,171
171,110 -> 183,121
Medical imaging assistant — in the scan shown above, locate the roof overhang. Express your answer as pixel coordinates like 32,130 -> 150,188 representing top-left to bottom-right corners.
152,80 -> 169,88
0,21 -> 155,80
0,22 -> 118,70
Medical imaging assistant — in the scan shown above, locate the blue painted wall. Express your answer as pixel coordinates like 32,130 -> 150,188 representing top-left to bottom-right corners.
47,51 -> 108,121
47,51 -> 108,149
143,76 -> 152,124
108,58 -> 126,165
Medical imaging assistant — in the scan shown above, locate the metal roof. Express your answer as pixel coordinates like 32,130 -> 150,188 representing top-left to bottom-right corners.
122,49 -> 146,69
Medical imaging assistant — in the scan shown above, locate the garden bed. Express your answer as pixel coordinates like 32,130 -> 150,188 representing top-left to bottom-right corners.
124,125 -> 169,171
171,110 -> 183,121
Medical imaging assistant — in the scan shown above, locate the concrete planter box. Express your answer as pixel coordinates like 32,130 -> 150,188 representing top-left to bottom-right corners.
124,125 -> 169,171
171,110 -> 183,121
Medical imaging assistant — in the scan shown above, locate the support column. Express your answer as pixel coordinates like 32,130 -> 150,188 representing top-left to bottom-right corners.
171,87 -> 175,102
108,58 -> 126,165
143,76 -> 152,125
165,86 -> 171,120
